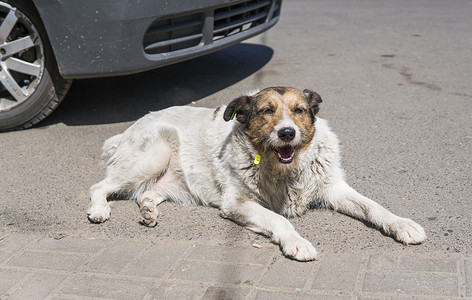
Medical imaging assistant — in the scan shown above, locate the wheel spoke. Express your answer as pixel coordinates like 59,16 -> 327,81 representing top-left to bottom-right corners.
0,97 -> 17,110
0,67 -> 28,102
1,35 -> 36,57
0,9 -> 18,44
4,57 -> 41,77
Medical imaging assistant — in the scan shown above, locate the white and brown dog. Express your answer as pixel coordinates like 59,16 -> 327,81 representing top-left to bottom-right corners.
87,87 -> 426,261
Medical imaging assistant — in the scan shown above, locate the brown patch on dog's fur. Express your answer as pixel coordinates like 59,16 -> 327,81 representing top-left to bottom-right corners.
246,89 -> 283,153
284,91 -> 316,151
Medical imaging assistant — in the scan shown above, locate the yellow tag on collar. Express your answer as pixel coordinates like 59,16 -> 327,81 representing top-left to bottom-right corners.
254,155 -> 261,165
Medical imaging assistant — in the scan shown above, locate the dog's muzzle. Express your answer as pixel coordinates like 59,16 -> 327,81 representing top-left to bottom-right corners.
273,127 -> 297,164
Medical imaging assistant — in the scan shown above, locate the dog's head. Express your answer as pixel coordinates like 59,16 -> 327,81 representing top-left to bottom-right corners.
224,87 -> 322,165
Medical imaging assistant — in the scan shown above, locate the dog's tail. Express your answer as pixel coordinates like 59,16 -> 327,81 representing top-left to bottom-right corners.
101,133 -> 123,164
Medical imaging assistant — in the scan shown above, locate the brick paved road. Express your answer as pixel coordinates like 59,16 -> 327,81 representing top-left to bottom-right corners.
1,232 -> 470,299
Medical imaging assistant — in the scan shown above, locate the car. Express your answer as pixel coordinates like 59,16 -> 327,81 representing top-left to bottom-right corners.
0,0 -> 281,131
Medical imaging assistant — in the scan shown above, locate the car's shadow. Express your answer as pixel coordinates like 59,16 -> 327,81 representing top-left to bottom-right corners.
42,43 -> 273,126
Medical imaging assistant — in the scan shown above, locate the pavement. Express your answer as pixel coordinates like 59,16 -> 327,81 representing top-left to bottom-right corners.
1,0 -> 472,299
1,231 -> 470,299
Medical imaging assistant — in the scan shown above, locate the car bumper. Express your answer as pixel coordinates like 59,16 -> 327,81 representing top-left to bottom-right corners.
33,0 -> 281,79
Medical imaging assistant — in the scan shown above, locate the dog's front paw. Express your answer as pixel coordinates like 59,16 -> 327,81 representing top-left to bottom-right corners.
280,234 -> 318,261
87,204 -> 111,223
388,217 -> 427,245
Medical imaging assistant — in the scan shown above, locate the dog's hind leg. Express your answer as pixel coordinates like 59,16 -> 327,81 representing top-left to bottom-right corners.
137,190 -> 166,227
87,178 -> 120,223
88,122 -> 178,225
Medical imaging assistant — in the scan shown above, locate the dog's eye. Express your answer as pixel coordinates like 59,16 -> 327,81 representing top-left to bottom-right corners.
261,108 -> 275,115
293,107 -> 305,114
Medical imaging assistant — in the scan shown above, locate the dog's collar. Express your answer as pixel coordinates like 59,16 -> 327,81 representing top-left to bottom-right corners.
241,154 -> 261,170
240,154 -> 261,171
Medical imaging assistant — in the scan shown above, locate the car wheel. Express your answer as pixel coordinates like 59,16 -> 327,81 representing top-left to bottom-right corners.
0,0 -> 71,132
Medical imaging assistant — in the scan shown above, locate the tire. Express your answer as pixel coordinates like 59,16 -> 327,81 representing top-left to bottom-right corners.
0,0 -> 71,132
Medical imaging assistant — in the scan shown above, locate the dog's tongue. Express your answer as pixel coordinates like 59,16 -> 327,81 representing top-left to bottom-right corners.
277,145 -> 294,159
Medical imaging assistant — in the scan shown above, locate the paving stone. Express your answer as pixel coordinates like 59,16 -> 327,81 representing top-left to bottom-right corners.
152,281 -> 206,300
0,269 -> 29,295
262,258 -> 316,289
188,244 -> 275,265
60,274 -> 153,299
201,285 -> 250,300
27,237 -> 106,254
0,233 -> 39,264
7,251 -> 89,271
363,271 -> 458,296
81,239 -> 148,274
170,260 -> 264,285
311,254 -> 363,292
7,272 -> 65,299
125,242 -> 191,278
368,255 -> 457,273
255,290 -> 351,299
465,260 -> 472,297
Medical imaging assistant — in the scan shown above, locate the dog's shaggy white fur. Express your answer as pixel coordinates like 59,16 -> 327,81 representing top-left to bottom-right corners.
87,87 -> 426,261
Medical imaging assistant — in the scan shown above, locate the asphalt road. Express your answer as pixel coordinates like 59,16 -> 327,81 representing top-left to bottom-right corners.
1,0 -> 471,258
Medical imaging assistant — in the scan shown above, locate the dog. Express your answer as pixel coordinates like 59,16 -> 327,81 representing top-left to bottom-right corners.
87,87 -> 426,261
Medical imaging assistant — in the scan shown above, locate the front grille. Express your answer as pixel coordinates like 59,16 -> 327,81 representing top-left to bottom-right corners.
143,0 -> 281,55
143,13 -> 204,55
213,0 -> 272,41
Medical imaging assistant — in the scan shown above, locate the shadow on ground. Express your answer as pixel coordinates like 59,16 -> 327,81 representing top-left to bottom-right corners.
42,43 -> 273,127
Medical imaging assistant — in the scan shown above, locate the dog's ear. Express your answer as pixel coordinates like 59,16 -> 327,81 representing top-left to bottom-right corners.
303,89 -> 322,119
223,95 -> 253,124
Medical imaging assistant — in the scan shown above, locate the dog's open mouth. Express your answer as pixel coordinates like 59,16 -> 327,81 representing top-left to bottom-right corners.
273,145 -> 295,164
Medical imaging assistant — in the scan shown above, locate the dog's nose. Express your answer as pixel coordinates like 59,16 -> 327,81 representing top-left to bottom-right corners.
278,127 -> 296,142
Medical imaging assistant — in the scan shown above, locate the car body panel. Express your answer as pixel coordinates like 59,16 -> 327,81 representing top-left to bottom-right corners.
32,0 -> 281,79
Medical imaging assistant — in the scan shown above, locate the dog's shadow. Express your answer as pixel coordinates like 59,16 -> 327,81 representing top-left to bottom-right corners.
42,43 -> 273,127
